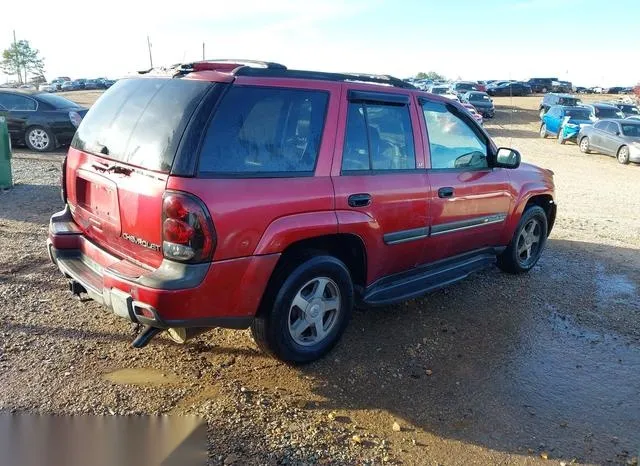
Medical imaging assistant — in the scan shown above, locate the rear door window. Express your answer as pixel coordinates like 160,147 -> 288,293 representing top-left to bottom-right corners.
0,94 -> 37,111
341,102 -> 416,172
72,78 -> 211,172
198,86 -> 328,176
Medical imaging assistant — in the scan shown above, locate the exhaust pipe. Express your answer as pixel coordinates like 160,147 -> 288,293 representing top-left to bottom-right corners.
167,327 -> 210,344
131,326 -> 163,348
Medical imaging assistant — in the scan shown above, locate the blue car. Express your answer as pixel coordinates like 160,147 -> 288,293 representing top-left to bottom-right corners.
540,105 -> 593,144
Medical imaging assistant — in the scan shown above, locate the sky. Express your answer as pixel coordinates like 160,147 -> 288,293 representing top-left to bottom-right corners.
2,0 -> 639,87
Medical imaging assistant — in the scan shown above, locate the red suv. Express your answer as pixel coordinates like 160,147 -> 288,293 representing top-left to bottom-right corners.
48,60 -> 556,363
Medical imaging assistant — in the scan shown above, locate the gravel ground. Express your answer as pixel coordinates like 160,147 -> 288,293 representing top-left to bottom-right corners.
1,94 -> 639,466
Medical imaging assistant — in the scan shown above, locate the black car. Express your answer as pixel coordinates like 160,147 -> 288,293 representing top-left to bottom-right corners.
487,82 -> 532,97
0,90 -> 88,152
551,81 -> 573,93
71,79 -> 86,90
84,79 -> 101,90
527,77 -> 557,93
612,103 -> 640,118
538,93 -> 581,118
461,91 -> 495,118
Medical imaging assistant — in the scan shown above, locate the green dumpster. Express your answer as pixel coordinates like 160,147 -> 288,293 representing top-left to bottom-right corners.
0,113 -> 12,189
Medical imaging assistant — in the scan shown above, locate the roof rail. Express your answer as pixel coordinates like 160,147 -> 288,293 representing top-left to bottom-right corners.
234,67 -> 416,89
198,59 -> 287,70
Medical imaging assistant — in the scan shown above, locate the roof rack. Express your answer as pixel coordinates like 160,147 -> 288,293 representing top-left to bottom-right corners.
197,59 -> 287,70
234,67 -> 416,89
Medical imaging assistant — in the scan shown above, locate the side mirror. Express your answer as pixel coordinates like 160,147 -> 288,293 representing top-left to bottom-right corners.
494,147 -> 521,169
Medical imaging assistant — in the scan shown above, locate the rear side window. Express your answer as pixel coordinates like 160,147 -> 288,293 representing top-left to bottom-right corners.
0,94 -> 37,111
72,78 -> 211,172
342,102 -> 416,172
198,86 -> 328,176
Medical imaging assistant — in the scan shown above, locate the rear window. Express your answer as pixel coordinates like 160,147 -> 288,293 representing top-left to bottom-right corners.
596,107 -> 623,119
198,86 -> 328,176
558,97 -> 578,106
36,93 -> 79,109
72,78 -> 211,172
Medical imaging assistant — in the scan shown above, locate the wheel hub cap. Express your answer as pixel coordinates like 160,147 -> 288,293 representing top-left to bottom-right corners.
287,277 -> 341,346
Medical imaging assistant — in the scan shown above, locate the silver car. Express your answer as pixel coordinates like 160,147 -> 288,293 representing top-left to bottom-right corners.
577,119 -> 640,164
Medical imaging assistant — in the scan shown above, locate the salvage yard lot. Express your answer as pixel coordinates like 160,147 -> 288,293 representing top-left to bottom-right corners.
1,91 -> 639,465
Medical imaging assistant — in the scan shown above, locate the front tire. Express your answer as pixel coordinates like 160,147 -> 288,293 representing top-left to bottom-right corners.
579,137 -> 590,153
557,128 -> 566,144
617,146 -> 630,164
251,255 -> 354,364
539,123 -> 548,138
497,206 -> 548,274
25,126 -> 55,152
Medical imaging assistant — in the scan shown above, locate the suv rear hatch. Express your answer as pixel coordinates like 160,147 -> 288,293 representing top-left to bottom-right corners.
65,77 -> 212,268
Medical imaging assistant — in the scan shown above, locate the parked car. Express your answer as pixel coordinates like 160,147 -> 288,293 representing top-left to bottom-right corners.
19,84 -> 36,90
461,102 -> 483,125
539,93 -> 581,118
475,81 -> 487,92
612,103 -> 640,118
579,103 -> 625,121
0,90 -> 87,152
461,91 -> 495,118
450,81 -> 479,97
101,79 -> 116,89
47,60 -> 556,363
83,79 -> 101,90
55,76 -> 72,83
527,78 -> 556,93
60,81 -> 74,91
50,79 -> 66,91
577,119 -> 640,164
71,79 -> 86,90
627,115 -> 640,121
551,81 -> 573,93
487,82 -> 532,97
590,87 -> 605,94
606,87 -> 627,95
39,83 -> 57,93
540,105 -> 593,144
427,84 -> 459,101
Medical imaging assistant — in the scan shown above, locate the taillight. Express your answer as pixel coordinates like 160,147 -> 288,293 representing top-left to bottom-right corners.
69,111 -> 82,128
162,191 -> 215,263
60,155 -> 67,203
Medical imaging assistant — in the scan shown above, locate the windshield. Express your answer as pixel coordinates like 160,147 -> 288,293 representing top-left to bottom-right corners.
565,109 -> 591,120
456,83 -> 474,90
596,107 -> 623,119
469,93 -> 490,101
621,123 -> 640,137
558,98 -> 578,106
622,105 -> 639,115
37,93 -> 80,108
431,87 -> 448,94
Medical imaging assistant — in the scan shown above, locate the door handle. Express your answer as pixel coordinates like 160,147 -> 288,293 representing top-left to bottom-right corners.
438,187 -> 455,198
348,193 -> 372,208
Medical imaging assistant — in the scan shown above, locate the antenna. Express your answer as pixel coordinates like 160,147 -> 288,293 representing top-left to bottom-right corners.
146,35 -> 153,69
202,42 -> 205,60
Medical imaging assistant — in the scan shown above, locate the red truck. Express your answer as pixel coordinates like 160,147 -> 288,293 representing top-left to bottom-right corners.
48,60 -> 556,363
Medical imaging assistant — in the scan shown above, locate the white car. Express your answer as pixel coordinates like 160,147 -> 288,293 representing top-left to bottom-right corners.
427,85 -> 459,101
39,83 -> 56,93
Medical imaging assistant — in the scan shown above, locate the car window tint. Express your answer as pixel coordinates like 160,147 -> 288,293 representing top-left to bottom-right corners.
73,78 -> 210,172
0,94 -> 36,111
594,121 -> 607,130
199,86 -> 328,175
422,100 -> 488,170
342,102 -> 416,172
605,122 -> 619,134
621,123 -> 640,137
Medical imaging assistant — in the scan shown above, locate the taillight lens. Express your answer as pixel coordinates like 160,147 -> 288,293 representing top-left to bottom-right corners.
162,192 -> 215,263
60,155 -> 67,203
69,111 -> 82,128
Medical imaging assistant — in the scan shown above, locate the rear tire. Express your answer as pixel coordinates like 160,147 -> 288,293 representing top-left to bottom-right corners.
557,128 -> 566,144
617,146 -> 630,164
25,126 -> 55,152
497,206 -> 548,274
251,255 -> 354,364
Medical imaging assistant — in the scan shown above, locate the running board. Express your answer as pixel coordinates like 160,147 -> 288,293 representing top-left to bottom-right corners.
362,248 -> 500,307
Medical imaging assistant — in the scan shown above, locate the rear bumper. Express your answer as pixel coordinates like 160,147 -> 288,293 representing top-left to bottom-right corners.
48,206 -> 280,329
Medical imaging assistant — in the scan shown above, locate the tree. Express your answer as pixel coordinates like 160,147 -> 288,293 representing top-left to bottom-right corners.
1,40 -> 45,84
415,71 -> 446,81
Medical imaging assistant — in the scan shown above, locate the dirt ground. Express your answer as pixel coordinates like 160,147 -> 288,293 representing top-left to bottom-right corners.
1,91 -> 639,466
